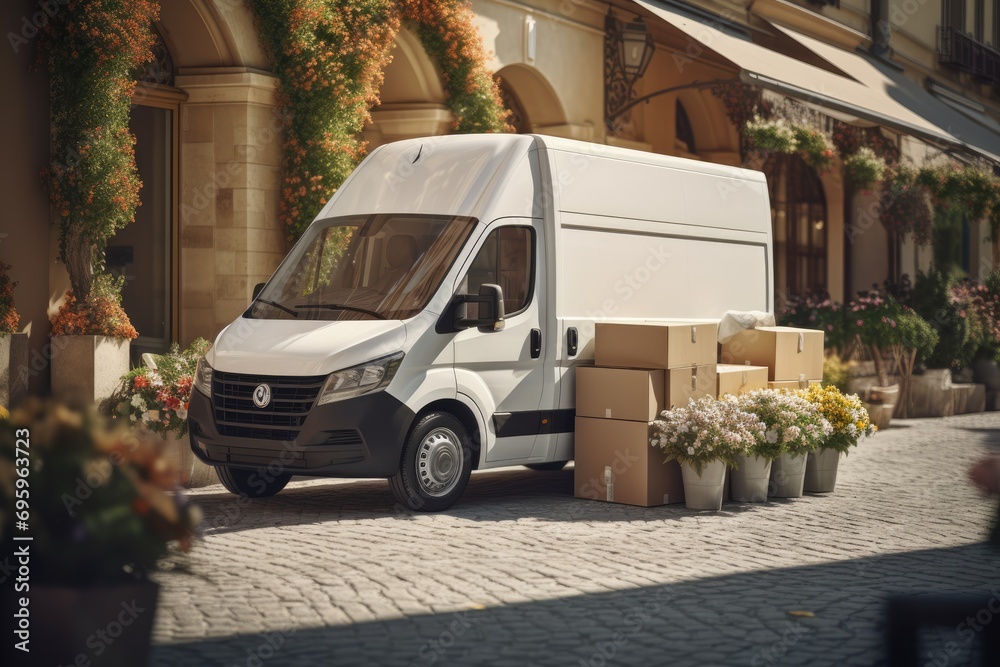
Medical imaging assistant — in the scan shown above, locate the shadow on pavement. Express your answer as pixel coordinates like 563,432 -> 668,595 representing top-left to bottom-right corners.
195,467 -> 797,535
152,543 -> 1000,667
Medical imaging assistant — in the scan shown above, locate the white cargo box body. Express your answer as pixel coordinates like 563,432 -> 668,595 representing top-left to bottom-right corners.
189,134 -> 773,510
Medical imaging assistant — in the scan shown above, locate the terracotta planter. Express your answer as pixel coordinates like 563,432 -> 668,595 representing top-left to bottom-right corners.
730,454 -> 772,503
51,335 -> 130,405
865,402 -> 895,431
804,448 -> 841,493
0,332 -> 28,407
769,452 -> 807,498
5,581 -> 158,666
680,459 -> 727,510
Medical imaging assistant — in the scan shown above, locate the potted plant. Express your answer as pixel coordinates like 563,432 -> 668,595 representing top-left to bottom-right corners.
106,339 -> 214,487
40,2 -> 158,404
798,384 -> 876,493
730,390 -> 806,502
738,389 -> 831,499
651,395 -> 763,511
843,147 -> 887,190
0,399 -> 200,666
884,309 -> 938,418
0,261 -> 28,408
848,292 -> 904,427
50,274 -> 139,404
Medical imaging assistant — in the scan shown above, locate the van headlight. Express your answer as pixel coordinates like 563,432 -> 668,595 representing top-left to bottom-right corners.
194,358 -> 213,396
317,352 -> 404,405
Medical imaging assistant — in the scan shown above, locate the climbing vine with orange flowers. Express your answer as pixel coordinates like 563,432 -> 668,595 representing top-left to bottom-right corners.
249,0 -> 512,241
40,0 -> 157,338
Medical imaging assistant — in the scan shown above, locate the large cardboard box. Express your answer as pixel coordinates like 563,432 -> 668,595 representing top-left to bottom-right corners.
595,322 -> 718,369
576,367 -> 664,422
666,364 -> 717,409
717,364 -> 769,397
720,326 -> 824,382
768,379 -> 822,391
574,417 -> 684,507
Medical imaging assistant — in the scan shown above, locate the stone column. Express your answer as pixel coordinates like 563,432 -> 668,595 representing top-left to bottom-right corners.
174,70 -> 287,344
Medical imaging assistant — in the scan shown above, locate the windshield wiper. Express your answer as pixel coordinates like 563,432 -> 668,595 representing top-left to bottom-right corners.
295,303 -> 387,320
255,298 -> 299,317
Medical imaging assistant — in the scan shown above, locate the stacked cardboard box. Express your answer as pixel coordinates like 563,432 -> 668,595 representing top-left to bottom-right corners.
575,322 -> 718,507
719,326 -> 825,390
716,364 -> 769,397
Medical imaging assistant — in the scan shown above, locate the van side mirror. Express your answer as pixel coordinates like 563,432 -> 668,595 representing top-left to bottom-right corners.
252,282 -> 266,300
453,284 -> 505,332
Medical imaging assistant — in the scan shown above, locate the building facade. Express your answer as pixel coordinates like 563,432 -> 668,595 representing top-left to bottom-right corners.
3,0 -> 1000,393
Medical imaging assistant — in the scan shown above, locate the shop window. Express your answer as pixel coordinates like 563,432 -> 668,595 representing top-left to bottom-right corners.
764,154 -> 828,301
675,100 -> 697,155
465,227 -> 534,317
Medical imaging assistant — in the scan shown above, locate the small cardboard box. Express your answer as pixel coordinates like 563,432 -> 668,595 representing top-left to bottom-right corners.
720,326 -> 824,381
717,364 -> 769,397
665,364 -> 717,409
595,322 -> 718,369
768,379 -> 822,391
574,417 -> 684,507
576,367 -> 664,422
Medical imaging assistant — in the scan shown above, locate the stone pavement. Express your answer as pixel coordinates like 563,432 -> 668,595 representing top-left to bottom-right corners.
151,413 -> 1000,667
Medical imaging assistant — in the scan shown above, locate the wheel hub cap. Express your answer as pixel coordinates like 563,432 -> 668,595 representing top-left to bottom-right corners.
417,428 -> 463,497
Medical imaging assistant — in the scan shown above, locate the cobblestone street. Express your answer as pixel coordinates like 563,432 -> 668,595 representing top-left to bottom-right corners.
151,413 -> 1000,666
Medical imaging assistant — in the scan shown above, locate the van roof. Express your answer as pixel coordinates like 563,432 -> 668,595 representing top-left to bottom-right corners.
316,134 -> 764,222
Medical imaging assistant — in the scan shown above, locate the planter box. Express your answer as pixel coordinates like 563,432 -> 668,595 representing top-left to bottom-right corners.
952,383 -> 986,415
908,369 -> 954,419
154,430 -> 216,488
51,335 -> 130,405
0,332 -> 28,407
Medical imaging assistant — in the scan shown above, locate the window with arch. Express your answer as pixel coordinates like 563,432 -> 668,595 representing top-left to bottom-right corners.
764,154 -> 828,300
675,100 -> 696,155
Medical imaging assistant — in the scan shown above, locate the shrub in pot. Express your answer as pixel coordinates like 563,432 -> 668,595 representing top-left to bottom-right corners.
908,269 -> 977,372
797,384 -> 876,493
0,399 -> 201,666
651,395 -> 763,511
738,389 -> 831,499
884,309 -> 938,418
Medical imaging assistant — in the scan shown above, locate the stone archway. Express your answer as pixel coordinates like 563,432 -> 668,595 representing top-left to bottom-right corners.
368,28 -> 453,146
494,64 -> 569,136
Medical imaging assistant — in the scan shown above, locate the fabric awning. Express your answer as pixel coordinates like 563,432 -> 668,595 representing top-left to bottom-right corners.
632,0 -> 998,162
768,21 -> 1000,163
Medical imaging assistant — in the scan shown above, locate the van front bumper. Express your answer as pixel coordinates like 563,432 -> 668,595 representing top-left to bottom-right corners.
187,388 -> 414,477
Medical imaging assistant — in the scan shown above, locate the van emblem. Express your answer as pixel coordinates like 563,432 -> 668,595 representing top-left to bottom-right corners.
253,384 -> 271,409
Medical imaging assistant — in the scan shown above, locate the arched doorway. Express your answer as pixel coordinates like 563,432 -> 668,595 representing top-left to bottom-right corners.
675,99 -> 696,155
108,26 -> 183,361
765,153 -> 828,301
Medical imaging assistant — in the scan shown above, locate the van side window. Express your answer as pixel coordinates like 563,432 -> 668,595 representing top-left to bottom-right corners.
465,226 -> 534,316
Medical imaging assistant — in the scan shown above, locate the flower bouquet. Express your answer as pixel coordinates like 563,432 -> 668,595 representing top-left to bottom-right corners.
651,395 -> 763,510
797,384 -> 875,492
738,390 -> 831,498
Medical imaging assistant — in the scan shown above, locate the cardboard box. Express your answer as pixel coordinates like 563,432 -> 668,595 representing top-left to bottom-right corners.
719,326 -> 825,381
665,364 -> 717,409
717,364 -> 769,397
595,322 -> 718,369
574,417 -> 684,507
768,379 -> 822,391
576,367 -> 664,422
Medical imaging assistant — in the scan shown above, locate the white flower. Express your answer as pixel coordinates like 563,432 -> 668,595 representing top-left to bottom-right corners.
687,446 -> 695,456
177,408 -> 188,420
129,414 -> 137,423
765,430 -> 778,444
130,394 -> 146,410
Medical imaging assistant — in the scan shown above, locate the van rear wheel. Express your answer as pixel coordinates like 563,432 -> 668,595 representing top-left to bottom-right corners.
215,466 -> 291,498
389,412 -> 473,512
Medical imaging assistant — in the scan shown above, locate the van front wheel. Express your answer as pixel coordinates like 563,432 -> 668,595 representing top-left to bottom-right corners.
389,412 -> 473,512
215,466 -> 291,498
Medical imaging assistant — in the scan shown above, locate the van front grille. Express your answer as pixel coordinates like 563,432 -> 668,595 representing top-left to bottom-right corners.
212,371 -> 326,440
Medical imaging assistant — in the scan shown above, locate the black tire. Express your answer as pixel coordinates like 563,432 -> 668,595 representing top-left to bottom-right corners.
389,412 -> 474,512
525,461 -> 569,472
215,466 -> 291,498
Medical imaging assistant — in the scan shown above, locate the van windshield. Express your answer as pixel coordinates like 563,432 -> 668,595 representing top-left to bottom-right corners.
246,214 -> 477,321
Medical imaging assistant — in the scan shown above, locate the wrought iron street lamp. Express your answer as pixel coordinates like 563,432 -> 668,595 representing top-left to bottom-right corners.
619,17 -> 654,79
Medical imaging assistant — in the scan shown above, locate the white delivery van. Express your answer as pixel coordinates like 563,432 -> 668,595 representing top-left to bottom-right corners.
188,134 -> 773,510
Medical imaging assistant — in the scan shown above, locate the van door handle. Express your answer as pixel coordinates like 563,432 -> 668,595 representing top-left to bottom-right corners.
567,327 -> 579,357
530,328 -> 542,359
